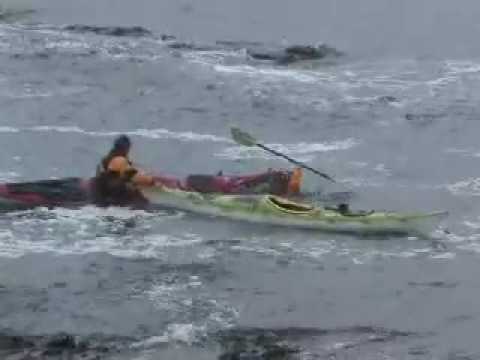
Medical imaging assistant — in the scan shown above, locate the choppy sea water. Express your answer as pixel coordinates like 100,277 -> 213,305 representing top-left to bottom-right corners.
1,1 -> 480,359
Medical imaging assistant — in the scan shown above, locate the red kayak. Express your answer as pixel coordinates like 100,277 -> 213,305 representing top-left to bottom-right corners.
0,169 -> 303,209
154,168 -> 302,195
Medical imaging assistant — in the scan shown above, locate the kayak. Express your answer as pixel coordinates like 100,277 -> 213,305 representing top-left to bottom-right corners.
140,185 -> 447,235
0,169 -> 303,210
0,176 -> 445,235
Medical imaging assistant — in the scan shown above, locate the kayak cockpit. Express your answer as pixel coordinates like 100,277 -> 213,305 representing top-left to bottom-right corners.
266,195 -> 315,213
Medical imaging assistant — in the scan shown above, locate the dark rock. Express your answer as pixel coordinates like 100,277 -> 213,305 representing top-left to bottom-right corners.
52,282 -> 67,288
248,44 -> 343,65
64,25 -> 152,37
45,334 -> 76,349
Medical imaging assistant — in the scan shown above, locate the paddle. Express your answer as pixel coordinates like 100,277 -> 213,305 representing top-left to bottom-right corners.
231,127 -> 337,183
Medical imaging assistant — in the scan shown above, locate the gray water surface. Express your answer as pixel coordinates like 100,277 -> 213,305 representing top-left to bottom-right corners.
0,1 -> 480,359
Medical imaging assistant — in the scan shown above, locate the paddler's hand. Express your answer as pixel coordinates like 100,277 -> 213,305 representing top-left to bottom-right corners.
132,173 -> 156,187
151,178 -> 164,188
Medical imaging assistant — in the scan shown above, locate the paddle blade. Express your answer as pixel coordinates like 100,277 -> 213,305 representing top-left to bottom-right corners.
231,127 -> 257,147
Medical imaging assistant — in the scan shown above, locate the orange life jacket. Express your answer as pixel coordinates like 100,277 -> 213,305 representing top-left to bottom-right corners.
94,152 -> 152,205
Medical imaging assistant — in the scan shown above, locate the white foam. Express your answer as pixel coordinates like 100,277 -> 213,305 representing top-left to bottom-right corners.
373,163 -> 392,176
275,139 -> 358,153
0,232 -> 169,259
458,243 -> 480,254
230,244 -> 283,257
216,138 -> 357,160
430,252 -> 456,259
164,323 -> 204,344
444,148 -> 480,159
0,206 -> 199,259
31,125 -> 86,133
202,59 -> 443,114
349,161 -> 369,168
213,64 -> 320,83
145,283 -> 190,310
0,125 -> 229,143
445,231 -> 480,243
144,280 -> 238,342
43,205 -> 157,220
0,126 -> 20,133
341,177 -> 385,188
225,234 -> 451,265
445,148 -> 471,155
447,178 -> 480,196
464,221 -> 480,229
445,60 -> 480,75
326,341 -> 357,351
427,75 -> 457,89
131,323 -> 206,348
128,128 -> 229,143
0,171 -> 19,181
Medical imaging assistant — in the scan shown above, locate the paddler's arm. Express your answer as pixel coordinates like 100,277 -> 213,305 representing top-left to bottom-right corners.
108,157 -> 155,186
132,172 -> 155,186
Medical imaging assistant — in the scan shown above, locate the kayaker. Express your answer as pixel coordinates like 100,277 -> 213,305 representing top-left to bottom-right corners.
93,135 -> 155,205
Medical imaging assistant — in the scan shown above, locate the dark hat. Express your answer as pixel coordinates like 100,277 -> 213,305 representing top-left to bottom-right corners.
113,134 -> 131,149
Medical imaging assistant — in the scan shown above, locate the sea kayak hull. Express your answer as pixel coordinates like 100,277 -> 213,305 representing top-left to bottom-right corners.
140,185 -> 447,235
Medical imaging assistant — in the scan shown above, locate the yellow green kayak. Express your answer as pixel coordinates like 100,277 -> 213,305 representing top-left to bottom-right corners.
141,185 -> 447,235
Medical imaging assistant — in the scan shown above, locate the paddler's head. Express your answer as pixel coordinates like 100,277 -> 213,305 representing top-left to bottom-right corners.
113,134 -> 131,156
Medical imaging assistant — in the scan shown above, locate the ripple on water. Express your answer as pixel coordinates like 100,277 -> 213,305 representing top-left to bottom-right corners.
221,230 -> 452,266
0,206 -> 209,259
140,273 -> 239,346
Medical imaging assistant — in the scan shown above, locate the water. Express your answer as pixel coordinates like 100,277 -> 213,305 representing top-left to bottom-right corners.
1,1 -> 480,359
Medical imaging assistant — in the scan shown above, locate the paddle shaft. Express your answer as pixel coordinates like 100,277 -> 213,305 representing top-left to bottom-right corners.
256,143 -> 336,183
